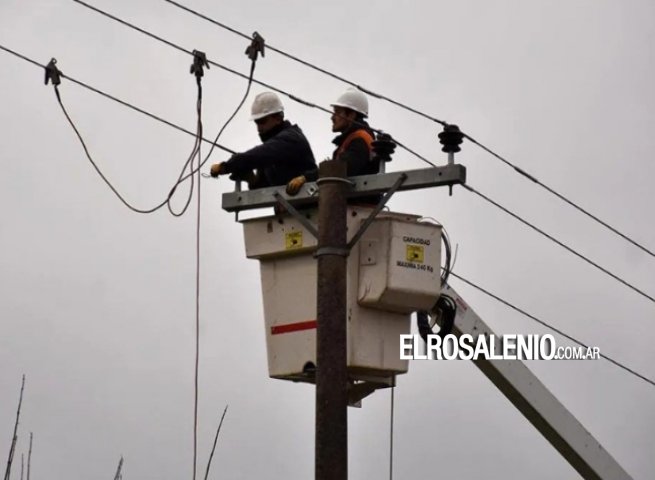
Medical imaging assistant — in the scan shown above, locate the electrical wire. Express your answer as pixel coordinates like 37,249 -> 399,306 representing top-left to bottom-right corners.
0,44 -> 244,217
389,386 -> 395,480
160,0 -> 447,126
4,38 -> 653,382
0,47 -> 235,157
463,134 -> 655,259
193,104 -> 202,480
168,76 -> 203,217
179,59 -> 257,184
70,0 -> 437,169
418,217 -> 453,286
0,44 -> 249,480
53,81 -> 197,214
161,0 -> 655,259
448,271 -> 655,388
462,184 -> 655,305
0,45 -> 235,152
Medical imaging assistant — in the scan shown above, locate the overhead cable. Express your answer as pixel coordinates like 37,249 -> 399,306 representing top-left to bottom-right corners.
70,0 -> 437,169
462,184 -> 655,305
46,56 -> 204,215
3,44 -> 651,307
161,0 -> 655,259
0,44 -> 237,174
449,272 -> 655,388
160,0 -> 448,126
463,135 -> 655,259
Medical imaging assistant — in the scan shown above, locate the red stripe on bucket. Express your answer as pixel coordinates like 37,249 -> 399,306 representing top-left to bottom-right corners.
271,320 -> 317,335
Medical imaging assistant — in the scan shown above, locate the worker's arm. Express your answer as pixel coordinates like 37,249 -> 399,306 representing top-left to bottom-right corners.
287,136 -> 373,195
222,135 -> 291,173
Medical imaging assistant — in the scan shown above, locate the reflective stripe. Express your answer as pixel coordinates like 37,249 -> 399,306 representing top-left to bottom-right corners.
336,129 -> 374,158
271,320 -> 317,335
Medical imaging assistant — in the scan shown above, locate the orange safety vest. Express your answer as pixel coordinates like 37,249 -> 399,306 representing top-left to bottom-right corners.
335,129 -> 374,158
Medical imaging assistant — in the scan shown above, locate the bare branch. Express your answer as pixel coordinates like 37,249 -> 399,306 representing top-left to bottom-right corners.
4,375 -> 25,480
203,405 -> 228,480
113,456 -> 123,480
26,434 -> 31,480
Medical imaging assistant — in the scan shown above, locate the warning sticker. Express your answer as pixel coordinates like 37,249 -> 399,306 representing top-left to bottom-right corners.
406,244 -> 424,263
285,231 -> 303,250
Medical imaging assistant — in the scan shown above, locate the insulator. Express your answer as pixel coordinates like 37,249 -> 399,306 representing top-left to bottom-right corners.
372,132 -> 396,162
438,124 -> 464,153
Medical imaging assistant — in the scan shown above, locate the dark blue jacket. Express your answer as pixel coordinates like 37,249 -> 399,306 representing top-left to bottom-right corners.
222,121 -> 316,187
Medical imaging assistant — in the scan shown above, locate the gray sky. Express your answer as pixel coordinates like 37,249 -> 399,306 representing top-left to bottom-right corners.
1,0 -> 654,478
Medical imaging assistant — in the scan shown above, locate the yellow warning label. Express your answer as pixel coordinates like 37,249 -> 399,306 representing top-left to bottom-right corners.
285,231 -> 303,250
406,244 -> 424,263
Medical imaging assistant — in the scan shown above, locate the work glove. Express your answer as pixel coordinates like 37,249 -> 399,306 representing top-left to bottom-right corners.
209,162 -> 226,177
286,175 -> 306,195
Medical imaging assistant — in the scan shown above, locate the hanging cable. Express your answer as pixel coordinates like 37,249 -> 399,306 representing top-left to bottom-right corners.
448,271 -> 655,388
169,53 -> 207,217
462,184 -> 655,305
46,58 -> 191,214
413,220 -> 457,344
181,41 -> 260,183
389,386 -> 395,480
159,0 -> 655,259
0,44 -> 246,216
70,0 -> 436,169
188,36 -> 262,480
186,50 -> 210,480
6,44 -> 654,313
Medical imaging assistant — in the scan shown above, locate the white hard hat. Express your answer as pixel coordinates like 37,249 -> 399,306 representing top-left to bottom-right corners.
250,92 -> 284,121
331,88 -> 368,117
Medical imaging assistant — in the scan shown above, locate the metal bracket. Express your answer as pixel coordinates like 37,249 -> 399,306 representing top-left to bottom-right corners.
346,173 -> 407,250
190,50 -> 209,78
316,177 -> 354,186
222,164 -> 466,213
44,58 -> 62,86
347,380 -> 394,407
314,247 -> 349,258
273,192 -> 319,239
245,31 -> 265,61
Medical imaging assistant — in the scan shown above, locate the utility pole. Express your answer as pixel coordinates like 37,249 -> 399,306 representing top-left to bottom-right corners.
315,159 -> 349,480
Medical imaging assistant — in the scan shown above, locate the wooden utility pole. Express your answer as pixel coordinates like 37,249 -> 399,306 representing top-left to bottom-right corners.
315,159 -> 349,480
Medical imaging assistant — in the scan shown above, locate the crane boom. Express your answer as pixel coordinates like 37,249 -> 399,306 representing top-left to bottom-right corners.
440,284 -> 632,480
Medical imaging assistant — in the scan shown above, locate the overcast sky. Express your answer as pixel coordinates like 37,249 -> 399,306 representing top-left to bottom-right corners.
1,0 -> 654,478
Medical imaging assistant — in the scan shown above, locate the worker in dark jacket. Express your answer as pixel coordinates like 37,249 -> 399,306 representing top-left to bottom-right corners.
210,92 -> 316,188
286,88 -> 377,196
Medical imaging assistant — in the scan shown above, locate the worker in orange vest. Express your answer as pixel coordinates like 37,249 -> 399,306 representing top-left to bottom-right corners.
286,88 -> 377,196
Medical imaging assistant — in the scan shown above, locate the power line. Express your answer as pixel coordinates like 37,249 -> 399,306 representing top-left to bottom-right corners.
160,0 -> 447,126
3,43 -> 652,308
51,73 -> 202,215
0,44 -> 235,157
449,272 -> 655,388
70,0 -> 438,169
463,135 -> 655,259
462,184 -> 655,305
193,106 -> 202,480
160,0 -> 655,260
